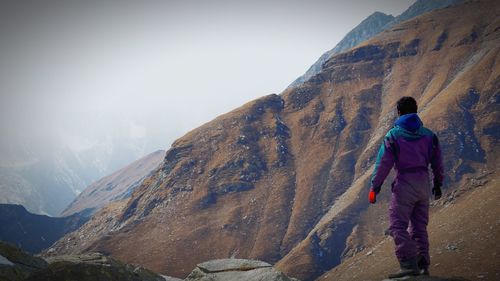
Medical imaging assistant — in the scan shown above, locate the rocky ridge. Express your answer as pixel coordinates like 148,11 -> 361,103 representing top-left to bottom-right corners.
289,0 -> 464,87
62,149 -> 165,217
0,204 -> 88,254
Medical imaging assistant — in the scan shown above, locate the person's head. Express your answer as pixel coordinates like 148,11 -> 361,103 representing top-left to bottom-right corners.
397,96 -> 418,116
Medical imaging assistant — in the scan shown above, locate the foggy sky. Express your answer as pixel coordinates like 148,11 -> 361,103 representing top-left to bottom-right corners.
0,0 -> 415,164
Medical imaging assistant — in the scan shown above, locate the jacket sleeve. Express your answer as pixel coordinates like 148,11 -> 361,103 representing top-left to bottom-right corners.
430,134 -> 444,186
370,133 -> 396,193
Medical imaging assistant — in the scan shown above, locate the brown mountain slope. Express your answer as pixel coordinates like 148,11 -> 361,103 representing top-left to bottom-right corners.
319,171 -> 499,281
47,1 -> 500,280
61,150 -> 165,217
275,1 -> 500,279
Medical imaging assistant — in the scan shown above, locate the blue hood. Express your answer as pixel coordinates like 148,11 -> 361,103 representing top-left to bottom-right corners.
395,113 -> 423,132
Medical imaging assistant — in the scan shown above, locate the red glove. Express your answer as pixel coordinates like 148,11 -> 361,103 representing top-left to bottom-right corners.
369,190 -> 376,204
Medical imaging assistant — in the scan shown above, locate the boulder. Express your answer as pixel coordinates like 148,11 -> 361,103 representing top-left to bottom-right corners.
185,259 -> 299,281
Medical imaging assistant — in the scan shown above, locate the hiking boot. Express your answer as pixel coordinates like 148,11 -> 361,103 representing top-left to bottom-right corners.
417,255 -> 429,275
419,267 -> 429,276
388,257 -> 420,279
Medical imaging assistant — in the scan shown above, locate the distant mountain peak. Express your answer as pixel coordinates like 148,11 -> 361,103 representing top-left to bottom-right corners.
366,11 -> 393,20
288,0 -> 464,88
331,11 -> 395,53
61,149 -> 165,217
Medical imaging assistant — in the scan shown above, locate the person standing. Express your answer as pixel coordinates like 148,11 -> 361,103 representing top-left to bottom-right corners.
369,96 -> 444,278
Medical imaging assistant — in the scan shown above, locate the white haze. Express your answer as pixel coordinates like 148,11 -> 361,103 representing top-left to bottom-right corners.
0,0 -> 415,172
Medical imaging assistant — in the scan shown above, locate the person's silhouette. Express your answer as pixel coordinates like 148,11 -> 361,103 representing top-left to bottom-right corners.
369,96 -> 444,278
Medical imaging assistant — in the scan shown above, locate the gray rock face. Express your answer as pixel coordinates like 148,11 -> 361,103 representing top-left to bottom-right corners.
288,0 -> 464,88
198,259 -> 271,272
388,0 -> 463,27
185,259 -> 299,281
288,11 -> 394,88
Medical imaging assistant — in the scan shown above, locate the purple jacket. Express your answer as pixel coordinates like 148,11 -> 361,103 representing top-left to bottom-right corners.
371,113 -> 444,193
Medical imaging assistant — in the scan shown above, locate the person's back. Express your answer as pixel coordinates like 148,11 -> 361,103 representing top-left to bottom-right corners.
369,96 -> 444,279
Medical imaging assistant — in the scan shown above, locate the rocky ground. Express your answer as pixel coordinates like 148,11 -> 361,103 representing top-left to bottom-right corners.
318,171 -> 500,281
1,241 -> 298,281
0,241 -> 166,281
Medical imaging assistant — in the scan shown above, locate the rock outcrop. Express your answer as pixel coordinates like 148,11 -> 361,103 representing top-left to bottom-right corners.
27,253 -> 165,281
185,259 -> 298,281
0,241 -> 167,281
1,243 -> 297,281
0,241 -> 48,281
